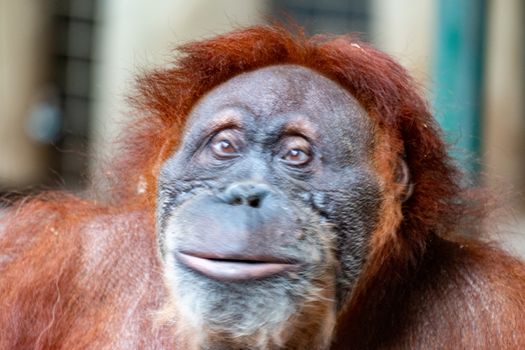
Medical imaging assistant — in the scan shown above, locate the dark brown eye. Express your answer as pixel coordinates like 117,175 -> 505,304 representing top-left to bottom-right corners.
283,149 -> 309,164
212,139 -> 235,154
281,137 -> 312,166
209,130 -> 241,158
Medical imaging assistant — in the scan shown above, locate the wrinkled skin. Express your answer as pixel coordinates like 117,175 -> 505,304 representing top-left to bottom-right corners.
157,65 -> 382,349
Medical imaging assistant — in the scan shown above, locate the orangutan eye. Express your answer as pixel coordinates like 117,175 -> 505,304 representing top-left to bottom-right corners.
283,149 -> 310,164
213,139 -> 235,155
280,137 -> 312,166
209,130 -> 242,158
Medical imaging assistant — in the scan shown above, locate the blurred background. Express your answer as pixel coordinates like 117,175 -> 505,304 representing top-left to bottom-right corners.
0,0 -> 523,250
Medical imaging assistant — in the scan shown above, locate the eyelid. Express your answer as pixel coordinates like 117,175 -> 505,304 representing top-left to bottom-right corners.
281,130 -> 313,145
279,135 -> 314,166
281,135 -> 311,150
206,122 -> 242,141
201,125 -> 241,148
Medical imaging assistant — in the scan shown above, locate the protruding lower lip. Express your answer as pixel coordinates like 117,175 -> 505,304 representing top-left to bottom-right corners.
176,252 -> 298,282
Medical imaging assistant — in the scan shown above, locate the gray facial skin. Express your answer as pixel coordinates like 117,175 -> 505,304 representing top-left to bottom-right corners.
157,65 -> 381,349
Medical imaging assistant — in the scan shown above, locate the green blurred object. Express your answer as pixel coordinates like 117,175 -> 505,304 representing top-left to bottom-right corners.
433,0 -> 488,178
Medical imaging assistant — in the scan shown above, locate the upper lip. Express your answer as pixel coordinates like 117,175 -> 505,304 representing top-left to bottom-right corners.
176,251 -> 299,282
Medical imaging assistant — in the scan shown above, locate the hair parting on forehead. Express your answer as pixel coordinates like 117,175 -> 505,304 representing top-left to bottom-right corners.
125,25 -> 470,267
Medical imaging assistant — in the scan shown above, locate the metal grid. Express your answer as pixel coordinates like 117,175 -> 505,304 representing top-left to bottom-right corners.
50,0 -> 97,188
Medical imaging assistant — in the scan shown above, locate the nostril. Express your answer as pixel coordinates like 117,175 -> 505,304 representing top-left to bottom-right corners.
232,197 -> 243,205
247,196 -> 260,208
221,181 -> 272,208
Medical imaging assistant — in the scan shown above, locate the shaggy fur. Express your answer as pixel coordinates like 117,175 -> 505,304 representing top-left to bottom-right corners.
1,26 -> 524,349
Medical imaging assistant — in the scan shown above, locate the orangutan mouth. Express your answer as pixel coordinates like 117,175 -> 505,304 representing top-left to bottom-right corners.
176,251 -> 298,282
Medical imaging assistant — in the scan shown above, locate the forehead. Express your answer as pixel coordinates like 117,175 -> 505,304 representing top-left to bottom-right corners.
185,64 -> 372,143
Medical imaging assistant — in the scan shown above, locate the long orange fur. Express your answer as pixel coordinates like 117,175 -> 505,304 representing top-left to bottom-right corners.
1,26 -> 524,349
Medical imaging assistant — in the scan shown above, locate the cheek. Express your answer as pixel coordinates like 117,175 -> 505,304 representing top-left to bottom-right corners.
308,170 -> 382,302
163,216 -> 182,256
155,215 -> 183,293
310,168 -> 381,229
343,179 -> 382,233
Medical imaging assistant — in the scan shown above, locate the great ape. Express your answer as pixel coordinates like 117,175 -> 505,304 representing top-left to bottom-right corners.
1,26 -> 524,349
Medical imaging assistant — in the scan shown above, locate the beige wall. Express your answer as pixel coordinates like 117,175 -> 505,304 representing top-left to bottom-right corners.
90,0 -> 267,181
0,0 -> 50,187
371,0 -> 434,87
484,0 -> 525,211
